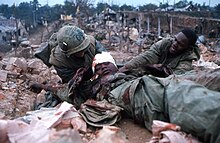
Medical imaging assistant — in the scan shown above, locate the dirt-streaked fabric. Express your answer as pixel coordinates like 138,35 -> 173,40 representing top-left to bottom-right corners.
175,68 -> 220,92
50,69 -> 220,143
49,36 -> 106,83
107,75 -> 220,143
166,77 -> 220,143
79,99 -> 123,127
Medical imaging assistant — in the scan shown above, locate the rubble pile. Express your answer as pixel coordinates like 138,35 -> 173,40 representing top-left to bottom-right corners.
0,56 -> 61,119
193,43 -> 220,69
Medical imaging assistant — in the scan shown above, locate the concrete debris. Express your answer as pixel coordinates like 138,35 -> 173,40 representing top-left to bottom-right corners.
148,120 -> 200,143
20,40 -> 30,47
90,126 -> 130,143
129,27 -> 139,41
0,119 -> 84,143
0,70 -> 7,82
193,55 -> 220,69
0,55 -> 61,120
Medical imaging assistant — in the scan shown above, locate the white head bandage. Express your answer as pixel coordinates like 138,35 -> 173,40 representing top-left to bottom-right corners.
92,52 -> 117,73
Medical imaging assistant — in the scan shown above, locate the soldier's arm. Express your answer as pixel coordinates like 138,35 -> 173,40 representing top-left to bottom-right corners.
54,66 -> 75,83
123,40 -> 163,70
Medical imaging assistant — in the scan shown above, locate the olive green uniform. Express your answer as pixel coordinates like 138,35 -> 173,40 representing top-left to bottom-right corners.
49,35 -> 106,83
52,68 -> 220,143
97,73 -> 220,143
124,38 -> 200,75
34,25 -> 107,109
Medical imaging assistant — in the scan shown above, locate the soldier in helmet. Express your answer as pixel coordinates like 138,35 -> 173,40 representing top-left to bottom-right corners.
30,25 -> 106,108
49,25 -> 106,83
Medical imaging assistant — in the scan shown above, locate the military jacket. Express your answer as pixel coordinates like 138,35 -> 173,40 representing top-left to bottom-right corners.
49,36 -> 106,83
124,38 -> 200,75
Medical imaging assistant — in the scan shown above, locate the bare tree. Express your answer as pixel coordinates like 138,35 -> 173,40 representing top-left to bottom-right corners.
66,0 -> 95,27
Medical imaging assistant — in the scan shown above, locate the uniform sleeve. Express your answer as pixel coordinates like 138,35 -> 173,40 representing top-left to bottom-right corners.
172,60 -> 194,75
54,66 -> 75,83
124,40 -> 163,70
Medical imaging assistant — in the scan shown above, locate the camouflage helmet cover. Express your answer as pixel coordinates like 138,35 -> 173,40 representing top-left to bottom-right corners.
57,25 -> 90,56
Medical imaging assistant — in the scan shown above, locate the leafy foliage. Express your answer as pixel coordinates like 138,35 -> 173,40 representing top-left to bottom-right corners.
214,4 -> 220,18
0,4 -> 13,18
139,3 -> 158,11
96,2 -> 108,14
120,4 -> 135,11
175,0 -> 188,8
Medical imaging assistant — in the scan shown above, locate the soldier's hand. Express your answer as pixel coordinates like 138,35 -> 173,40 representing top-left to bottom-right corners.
162,66 -> 173,76
69,67 -> 87,88
144,64 -> 161,71
152,64 -> 162,69
29,82 -> 43,94
144,64 -> 173,77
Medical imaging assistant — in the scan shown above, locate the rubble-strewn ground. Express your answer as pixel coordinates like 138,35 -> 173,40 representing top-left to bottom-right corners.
1,21 -> 220,143
0,21 -> 153,143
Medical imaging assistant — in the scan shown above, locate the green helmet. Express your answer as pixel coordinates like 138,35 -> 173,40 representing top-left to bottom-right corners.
57,25 -> 90,56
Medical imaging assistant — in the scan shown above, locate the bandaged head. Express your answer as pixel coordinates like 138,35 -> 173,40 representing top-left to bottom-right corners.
92,52 -> 117,72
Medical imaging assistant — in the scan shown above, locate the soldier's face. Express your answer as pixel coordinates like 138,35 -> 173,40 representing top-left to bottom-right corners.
95,62 -> 118,76
73,51 -> 85,58
169,32 -> 189,55
72,49 -> 87,58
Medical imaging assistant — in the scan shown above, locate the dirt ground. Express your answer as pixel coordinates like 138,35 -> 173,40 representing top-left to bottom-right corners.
117,118 -> 152,142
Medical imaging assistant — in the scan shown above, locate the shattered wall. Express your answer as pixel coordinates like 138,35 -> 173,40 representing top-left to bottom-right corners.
121,11 -> 220,35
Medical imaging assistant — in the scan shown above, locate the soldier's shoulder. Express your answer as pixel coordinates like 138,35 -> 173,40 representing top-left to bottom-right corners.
88,35 -> 96,45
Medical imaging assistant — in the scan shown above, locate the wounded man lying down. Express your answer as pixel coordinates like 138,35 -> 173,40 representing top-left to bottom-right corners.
30,52 -> 220,143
